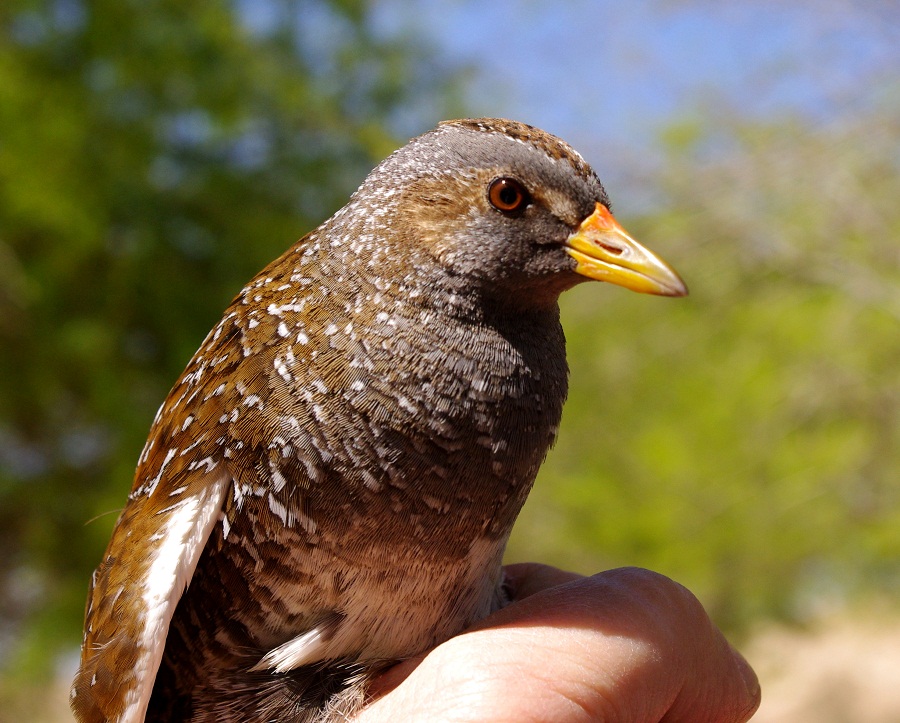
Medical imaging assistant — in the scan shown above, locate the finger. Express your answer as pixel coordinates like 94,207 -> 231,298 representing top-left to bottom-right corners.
502,562 -> 585,600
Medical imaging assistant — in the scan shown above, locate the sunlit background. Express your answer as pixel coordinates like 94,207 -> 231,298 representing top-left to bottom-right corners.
1,1 -> 898,720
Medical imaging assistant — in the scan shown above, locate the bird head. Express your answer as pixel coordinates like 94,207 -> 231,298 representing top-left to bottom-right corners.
354,118 -> 687,311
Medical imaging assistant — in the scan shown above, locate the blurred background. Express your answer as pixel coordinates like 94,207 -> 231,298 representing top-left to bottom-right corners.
0,0 -> 897,720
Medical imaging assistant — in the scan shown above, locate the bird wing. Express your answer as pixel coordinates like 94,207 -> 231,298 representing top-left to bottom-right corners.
71,317 -> 249,723
71,462 -> 230,723
71,271 -> 350,720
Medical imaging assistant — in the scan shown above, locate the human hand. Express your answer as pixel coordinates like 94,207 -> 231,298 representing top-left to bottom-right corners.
355,564 -> 760,723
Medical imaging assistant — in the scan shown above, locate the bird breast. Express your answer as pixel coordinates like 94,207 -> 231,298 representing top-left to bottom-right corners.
148,231 -> 570,671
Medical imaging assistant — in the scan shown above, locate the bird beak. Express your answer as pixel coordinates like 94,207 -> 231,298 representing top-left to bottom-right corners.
565,203 -> 688,296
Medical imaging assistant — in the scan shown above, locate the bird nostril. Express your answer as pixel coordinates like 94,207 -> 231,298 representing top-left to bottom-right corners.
598,242 -> 624,256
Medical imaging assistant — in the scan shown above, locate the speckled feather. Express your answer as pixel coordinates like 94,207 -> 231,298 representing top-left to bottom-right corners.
72,119 -> 614,722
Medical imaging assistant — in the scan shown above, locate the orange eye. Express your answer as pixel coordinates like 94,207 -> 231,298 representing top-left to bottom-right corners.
488,177 -> 530,214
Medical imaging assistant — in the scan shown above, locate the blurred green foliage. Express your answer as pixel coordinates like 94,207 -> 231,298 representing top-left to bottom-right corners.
1,0 -> 898,709
0,0 -> 459,685
509,106 -> 900,631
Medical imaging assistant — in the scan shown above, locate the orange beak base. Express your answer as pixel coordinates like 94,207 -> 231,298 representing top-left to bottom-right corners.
565,203 -> 688,297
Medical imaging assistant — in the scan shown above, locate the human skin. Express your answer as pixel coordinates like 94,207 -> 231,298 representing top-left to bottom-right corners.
355,564 -> 761,723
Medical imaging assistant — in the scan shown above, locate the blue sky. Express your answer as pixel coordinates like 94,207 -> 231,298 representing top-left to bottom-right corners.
235,2 -> 895,171
362,0 -> 895,198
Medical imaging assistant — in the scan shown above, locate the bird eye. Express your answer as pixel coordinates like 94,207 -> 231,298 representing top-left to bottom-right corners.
488,177 -> 530,215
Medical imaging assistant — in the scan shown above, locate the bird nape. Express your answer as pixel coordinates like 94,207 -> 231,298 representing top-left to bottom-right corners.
71,118 -> 686,723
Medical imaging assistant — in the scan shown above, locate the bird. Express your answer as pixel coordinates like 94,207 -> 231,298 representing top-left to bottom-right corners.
71,118 -> 687,723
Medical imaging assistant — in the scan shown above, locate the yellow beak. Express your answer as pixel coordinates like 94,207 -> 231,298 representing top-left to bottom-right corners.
565,203 -> 688,297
